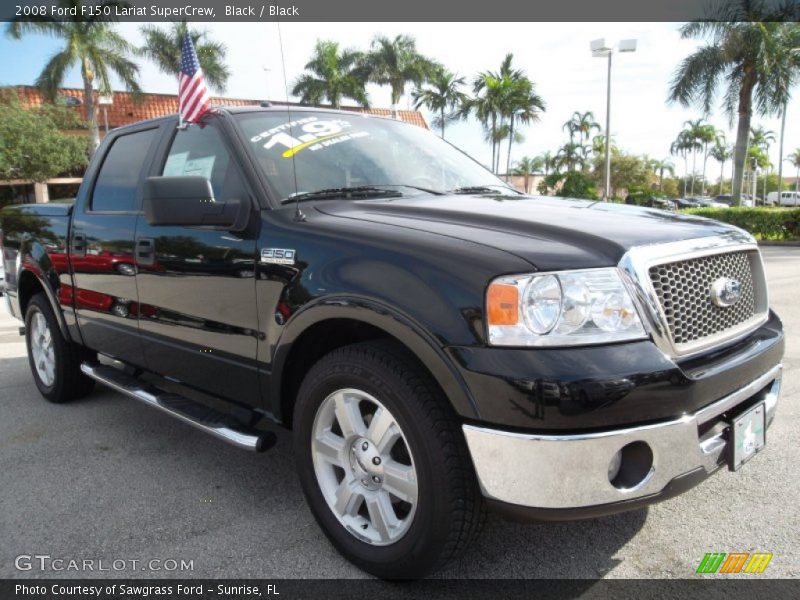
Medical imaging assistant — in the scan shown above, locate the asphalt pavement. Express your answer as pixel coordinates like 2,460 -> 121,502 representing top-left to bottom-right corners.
1,246 -> 798,579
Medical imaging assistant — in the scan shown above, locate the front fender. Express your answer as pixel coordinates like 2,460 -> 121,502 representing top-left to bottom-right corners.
269,296 -> 481,422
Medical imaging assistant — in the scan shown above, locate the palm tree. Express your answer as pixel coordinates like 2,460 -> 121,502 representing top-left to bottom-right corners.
670,130 -> 696,197
139,22 -> 230,92
786,148 -> 800,195
697,124 -> 718,195
564,111 -> 601,146
512,156 -> 543,193
556,142 -> 585,172
651,159 -> 674,192
709,137 -> 733,195
467,73 -> 503,173
668,2 -> 800,205
7,0 -> 141,150
537,151 -> 557,180
750,126 -> 776,201
292,40 -> 369,108
682,119 -> 711,195
500,56 -> 545,177
366,34 -> 439,115
412,69 -> 468,139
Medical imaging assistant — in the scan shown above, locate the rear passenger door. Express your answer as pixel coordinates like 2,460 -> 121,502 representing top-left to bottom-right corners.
70,125 -> 161,366
134,119 -> 261,406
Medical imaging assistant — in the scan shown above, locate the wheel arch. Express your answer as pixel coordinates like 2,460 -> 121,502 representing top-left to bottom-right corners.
18,265 -> 71,342
270,298 -> 480,428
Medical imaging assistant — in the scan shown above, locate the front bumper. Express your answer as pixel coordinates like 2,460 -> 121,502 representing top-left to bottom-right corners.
464,364 -> 781,518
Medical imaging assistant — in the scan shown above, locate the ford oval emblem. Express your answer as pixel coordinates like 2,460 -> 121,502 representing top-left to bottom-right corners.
710,277 -> 742,307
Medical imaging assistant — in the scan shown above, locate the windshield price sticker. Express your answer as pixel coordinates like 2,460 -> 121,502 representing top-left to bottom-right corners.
251,117 -> 370,158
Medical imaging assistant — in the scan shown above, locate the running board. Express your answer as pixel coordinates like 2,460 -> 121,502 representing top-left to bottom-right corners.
80,362 -> 275,452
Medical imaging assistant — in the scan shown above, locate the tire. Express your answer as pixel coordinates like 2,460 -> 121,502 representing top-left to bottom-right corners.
293,340 -> 485,579
25,293 -> 96,403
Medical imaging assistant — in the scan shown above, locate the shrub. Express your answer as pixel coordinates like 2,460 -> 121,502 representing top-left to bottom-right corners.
684,207 -> 800,241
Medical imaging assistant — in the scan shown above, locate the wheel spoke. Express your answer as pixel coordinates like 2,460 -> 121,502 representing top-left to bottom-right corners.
382,460 -> 417,504
366,407 -> 400,453
313,430 -> 345,465
333,392 -> 366,439
333,479 -> 363,517
366,491 -> 399,542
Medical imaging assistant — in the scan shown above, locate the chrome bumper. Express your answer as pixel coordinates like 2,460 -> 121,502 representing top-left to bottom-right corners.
464,364 -> 781,510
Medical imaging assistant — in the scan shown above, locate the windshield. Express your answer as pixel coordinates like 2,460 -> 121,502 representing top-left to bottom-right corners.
234,111 -> 516,202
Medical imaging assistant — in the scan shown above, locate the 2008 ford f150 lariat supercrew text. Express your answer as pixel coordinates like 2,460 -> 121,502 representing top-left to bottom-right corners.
0,107 -> 784,578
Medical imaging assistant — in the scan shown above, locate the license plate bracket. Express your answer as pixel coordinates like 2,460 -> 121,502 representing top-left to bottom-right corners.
728,402 -> 766,471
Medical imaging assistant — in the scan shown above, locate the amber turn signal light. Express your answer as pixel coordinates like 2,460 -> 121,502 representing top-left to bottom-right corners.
487,283 -> 519,326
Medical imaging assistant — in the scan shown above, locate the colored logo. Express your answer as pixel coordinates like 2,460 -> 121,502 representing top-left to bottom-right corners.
696,552 -> 773,574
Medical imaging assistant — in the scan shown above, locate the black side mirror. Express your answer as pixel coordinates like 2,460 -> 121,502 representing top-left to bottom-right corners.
143,176 -> 248,231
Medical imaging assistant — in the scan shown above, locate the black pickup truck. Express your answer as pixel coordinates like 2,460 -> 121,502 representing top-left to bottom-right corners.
0,107 -> 784,578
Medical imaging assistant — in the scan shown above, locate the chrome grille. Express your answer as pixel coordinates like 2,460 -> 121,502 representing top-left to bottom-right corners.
648,251 -> 756,346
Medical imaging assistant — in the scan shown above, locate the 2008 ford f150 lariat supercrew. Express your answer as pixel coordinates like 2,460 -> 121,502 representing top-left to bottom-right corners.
0,107 -> 784,578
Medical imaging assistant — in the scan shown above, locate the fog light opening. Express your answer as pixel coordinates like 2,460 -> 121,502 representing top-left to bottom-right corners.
609,441 -> 654,490
608,449 -> 623,482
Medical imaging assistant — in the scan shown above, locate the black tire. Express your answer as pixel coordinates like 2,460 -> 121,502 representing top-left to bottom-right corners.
24,293 -> 96,403
293,340 -> 485,579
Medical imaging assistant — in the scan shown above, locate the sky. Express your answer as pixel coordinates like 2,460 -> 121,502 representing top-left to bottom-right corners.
1,21 -> 798,181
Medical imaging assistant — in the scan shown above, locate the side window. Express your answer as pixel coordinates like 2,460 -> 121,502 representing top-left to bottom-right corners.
91,128 -> 157,212
161,124 -> 246,202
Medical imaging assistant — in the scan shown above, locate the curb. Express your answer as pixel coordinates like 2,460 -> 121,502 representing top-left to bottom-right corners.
757,240 -> 800,247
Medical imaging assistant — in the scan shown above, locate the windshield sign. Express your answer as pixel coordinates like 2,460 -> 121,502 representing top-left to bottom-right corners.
235,112 -> 514,202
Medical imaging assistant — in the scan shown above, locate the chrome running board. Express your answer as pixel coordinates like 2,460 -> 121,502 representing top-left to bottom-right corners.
80,362 -> 275,452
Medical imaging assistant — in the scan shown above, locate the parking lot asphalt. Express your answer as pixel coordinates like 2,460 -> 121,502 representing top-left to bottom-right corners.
0,246 -> 798,580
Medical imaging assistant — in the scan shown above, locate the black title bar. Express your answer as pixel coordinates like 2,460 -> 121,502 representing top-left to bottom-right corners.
4,0 -> 799,23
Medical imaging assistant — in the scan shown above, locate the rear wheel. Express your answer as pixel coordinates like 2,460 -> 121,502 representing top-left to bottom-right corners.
25,293 -> 95,403
293,341 -> 484,579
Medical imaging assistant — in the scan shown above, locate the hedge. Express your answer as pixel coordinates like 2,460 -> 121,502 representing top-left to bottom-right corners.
683,207 -> 800,241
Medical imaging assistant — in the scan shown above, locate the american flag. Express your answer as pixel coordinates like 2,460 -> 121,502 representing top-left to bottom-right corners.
178,34 -> 211,124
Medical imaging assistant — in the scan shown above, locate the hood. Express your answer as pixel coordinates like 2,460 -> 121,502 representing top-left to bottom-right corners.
315,194 -> 742,271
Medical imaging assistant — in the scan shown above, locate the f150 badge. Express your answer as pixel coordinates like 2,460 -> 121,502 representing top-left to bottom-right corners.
261,248 -> 296,265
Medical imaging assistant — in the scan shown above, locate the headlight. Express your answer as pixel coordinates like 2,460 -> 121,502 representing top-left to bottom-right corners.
486,268 -> 647,346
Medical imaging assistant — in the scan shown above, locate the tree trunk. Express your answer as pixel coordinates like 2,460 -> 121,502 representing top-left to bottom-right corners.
683,157 -> 688,197
440,107 -> 445,139
701,143 -> 709,195
732,69 -> 756,206
689,150 -> 697,196
777,103 -> 786,195
490,114 -> 496,174
82,58 -> 100,152
719,161 -> 724,196
505,115 -> 515,182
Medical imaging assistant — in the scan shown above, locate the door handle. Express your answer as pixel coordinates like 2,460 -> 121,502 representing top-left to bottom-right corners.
135,237 -> 155,266
71,233 -> 86,257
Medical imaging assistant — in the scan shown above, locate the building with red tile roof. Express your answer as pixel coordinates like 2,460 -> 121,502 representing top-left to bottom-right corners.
13,85 -> 429,130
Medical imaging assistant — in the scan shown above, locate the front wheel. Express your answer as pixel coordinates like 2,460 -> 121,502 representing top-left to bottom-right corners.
293,341 -> 484,579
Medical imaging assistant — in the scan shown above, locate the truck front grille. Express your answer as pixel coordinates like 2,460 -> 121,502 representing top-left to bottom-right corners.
648,250 -> 758,346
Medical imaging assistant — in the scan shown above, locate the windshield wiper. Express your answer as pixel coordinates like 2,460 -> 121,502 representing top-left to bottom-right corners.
281,186 -> 404,204
449,185 -> 520,195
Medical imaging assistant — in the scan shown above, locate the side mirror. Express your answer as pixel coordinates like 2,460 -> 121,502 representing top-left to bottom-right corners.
143,176 -> 248,231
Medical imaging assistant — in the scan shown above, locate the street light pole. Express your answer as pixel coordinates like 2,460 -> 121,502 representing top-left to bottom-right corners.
591,38 -> 636,202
